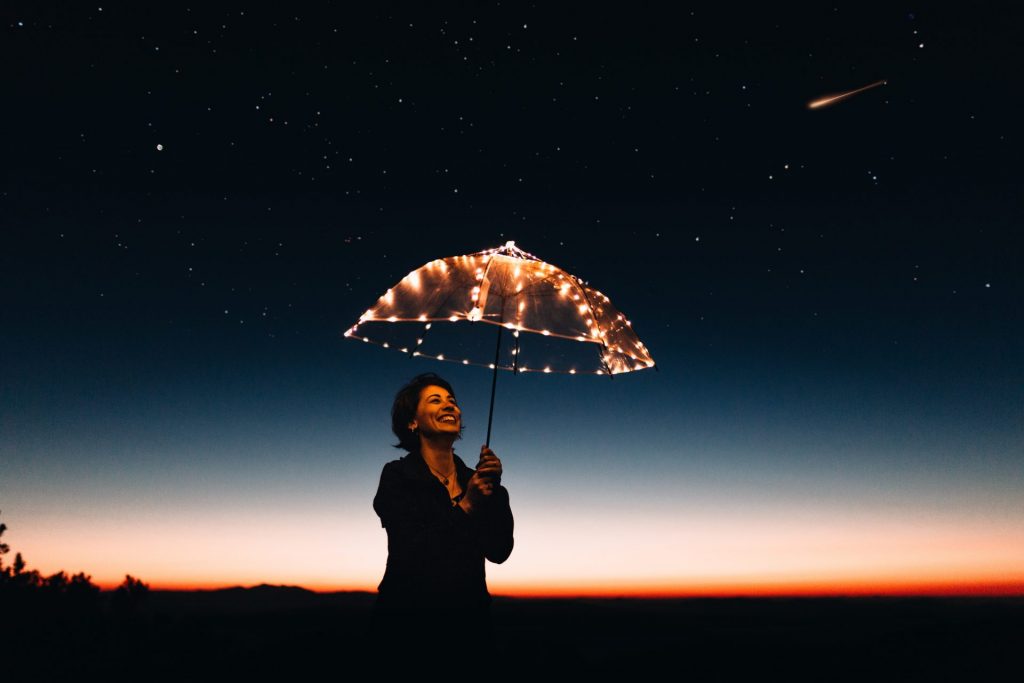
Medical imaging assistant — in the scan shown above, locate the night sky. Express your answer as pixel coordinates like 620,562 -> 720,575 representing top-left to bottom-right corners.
3,4 -> 1021,594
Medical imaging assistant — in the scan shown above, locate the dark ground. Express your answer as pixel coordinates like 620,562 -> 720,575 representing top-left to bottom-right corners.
9,587 -> 1021,680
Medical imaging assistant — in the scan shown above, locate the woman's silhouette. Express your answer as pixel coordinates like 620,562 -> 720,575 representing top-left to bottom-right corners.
372,373 -> 514,635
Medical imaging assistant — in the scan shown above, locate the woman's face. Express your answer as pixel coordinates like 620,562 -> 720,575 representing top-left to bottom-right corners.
409,384 -> 461,439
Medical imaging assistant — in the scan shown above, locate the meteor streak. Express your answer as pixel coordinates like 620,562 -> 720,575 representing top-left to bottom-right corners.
808,80 -> 887,109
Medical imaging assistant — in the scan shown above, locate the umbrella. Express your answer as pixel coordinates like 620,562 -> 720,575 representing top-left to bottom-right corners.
345,241 -> 655,444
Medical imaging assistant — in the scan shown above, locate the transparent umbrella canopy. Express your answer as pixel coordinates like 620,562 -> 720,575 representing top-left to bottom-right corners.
345,241 -> 655,443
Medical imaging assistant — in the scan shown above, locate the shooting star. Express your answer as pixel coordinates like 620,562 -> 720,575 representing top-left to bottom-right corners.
808,80 -> 887,109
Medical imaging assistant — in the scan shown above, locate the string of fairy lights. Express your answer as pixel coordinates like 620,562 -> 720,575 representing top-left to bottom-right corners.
344,241 -> 655,375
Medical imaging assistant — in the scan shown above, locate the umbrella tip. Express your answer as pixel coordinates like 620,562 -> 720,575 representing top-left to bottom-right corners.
505,240 -> 516,249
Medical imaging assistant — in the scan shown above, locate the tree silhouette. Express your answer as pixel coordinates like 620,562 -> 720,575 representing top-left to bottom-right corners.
0,510 -> 143,607
112,574 -> 151,615
2,510 -> 158,675
0,510 -> 9,576
11,554 -> 41,589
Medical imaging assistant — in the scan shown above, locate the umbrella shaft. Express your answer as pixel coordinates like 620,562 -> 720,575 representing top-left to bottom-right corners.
485,323 -> 502,448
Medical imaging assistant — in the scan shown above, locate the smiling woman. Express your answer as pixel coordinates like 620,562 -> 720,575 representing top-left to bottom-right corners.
391,374 -> 464,454
371,373 -> 514,641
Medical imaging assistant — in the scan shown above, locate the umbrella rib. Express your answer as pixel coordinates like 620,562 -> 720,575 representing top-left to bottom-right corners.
500,264 -> 616,373
406,258 -> 479,357
501,266 -> 571,329
575,280 -> 614,376
479,251 -> 502,315
423,257 -> 478,321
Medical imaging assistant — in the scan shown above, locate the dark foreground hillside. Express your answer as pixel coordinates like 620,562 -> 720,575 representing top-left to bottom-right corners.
7,587 -> 1021,680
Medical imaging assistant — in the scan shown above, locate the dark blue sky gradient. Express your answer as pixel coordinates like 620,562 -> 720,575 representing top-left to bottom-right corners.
2,3 -> 1021,590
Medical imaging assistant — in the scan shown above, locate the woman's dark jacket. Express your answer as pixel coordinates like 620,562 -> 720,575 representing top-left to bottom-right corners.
373,448 -> 514,611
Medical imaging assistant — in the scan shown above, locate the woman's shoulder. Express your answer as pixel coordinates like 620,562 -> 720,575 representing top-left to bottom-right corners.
380,451 -> 426,478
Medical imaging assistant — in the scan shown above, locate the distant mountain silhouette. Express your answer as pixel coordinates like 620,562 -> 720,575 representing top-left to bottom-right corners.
144,585 -> 375,615
216,583 -> 316,597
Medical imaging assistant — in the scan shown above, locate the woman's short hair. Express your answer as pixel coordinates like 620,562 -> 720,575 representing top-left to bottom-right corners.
391,372 -> 461,451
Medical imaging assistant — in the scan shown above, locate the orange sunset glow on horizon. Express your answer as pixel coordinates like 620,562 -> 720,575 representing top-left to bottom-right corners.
10,500 -> 1024,597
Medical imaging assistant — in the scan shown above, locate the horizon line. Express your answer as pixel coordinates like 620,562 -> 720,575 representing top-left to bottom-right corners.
111,581 -> 1024,599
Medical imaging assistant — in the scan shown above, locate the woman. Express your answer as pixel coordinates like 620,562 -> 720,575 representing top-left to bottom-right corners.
373,372 -> 514,623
